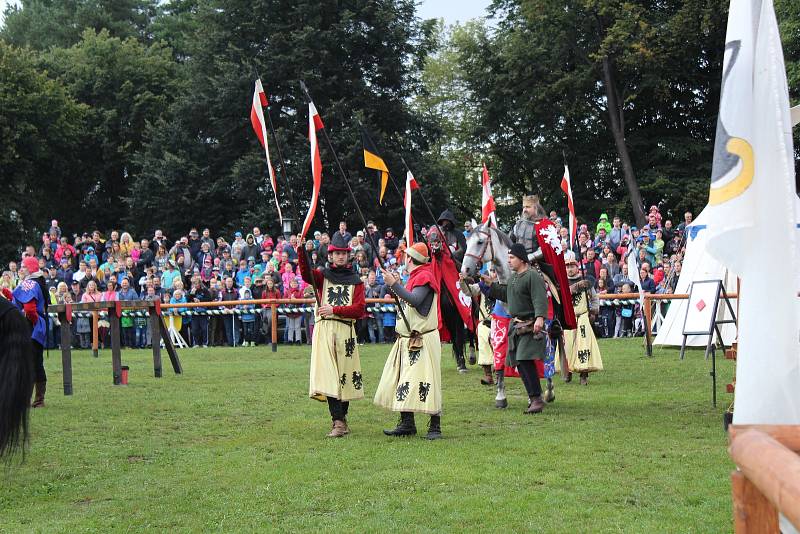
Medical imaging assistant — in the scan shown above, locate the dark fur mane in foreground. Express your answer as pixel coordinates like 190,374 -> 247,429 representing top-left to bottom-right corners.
0,305 -> 34,460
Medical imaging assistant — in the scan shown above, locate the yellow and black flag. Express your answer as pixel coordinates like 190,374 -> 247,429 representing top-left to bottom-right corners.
360,125 -> 390,205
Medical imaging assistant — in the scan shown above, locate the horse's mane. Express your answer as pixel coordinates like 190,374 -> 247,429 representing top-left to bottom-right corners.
489,225 -> 513,248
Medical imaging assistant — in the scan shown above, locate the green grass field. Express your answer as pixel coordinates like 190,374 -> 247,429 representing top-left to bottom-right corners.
0,339 -> 735,533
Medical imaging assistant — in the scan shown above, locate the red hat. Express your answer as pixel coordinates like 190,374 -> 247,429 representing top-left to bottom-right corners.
22,256 -> 40,274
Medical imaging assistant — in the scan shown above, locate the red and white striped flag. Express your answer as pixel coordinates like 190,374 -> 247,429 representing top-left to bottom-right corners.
404,170 -> 419,246
249,79 -> 282,222
560,164 -> 576,249
481,163 -> 497,227
300,102 -> 324,240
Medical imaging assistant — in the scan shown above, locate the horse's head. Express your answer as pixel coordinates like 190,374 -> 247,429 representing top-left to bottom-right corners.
462,222 -> 493,277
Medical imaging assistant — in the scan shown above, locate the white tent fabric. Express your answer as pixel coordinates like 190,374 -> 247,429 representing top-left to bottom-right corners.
654,209 -> 739,347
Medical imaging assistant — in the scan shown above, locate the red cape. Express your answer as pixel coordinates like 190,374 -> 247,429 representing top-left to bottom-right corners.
535,218 -> 577,330
429,248 -> 475,341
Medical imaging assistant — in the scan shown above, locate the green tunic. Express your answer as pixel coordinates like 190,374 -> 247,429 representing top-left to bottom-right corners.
486,268 -> 548,361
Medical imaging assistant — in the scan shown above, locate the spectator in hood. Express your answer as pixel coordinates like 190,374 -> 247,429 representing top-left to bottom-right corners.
384,228 -> 399,253
596,213 -> 612,234
242,233 -> 259,262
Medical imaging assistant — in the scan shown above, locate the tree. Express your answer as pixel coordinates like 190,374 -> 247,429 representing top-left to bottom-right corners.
455,0 -> 730,226
0,41 -> 89,261
127,0 -> 439,239
1,0 -> 158,50
43,29 -> 178,228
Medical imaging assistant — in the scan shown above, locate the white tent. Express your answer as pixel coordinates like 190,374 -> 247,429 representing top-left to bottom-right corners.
653,209 -> 739,347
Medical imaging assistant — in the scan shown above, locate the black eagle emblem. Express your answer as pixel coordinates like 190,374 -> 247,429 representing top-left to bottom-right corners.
408,349 -> 421,366
419,382 -> 431,403
571,292 -> 582,307
345,337 -> 356,358
327,285 -> 350,306
396,381 -> 410,401
340,373 -> 347,387
352,371 -> 363,390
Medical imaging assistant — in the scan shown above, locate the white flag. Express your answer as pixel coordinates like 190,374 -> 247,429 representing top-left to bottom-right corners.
705,0 -> 800,424
626,240 -> 644,308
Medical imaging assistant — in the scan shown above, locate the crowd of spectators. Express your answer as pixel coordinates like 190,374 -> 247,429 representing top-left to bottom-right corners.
544,206 -> 690,338
1,205 -> 688,348
0,219 -> 411,349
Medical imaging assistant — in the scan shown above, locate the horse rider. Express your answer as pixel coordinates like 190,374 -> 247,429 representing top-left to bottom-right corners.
436,209 -> 468,265
510,194 -> 544,258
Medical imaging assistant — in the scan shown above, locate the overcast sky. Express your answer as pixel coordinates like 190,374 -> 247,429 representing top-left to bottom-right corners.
1,0 -> 493,26
418,0 -> 493,26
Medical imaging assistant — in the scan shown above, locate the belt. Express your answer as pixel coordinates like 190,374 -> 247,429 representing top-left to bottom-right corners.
397,328 -> 436,338
318,317 -> 355,327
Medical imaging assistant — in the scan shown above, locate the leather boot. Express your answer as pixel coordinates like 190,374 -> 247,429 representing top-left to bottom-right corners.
342,418 -> 350,435
327,420 -> 347,438
480,365 -> 494,385
580,372 -> 589,386
565,372 -> 573,383
424,415 -> 442,440
383,412 -> 416,436
31,381 -> 46,408
524,396 -> 545,414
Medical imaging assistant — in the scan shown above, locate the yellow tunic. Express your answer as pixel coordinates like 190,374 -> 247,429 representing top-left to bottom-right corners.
562,290 -> 603,373
309,278 -> 364,402
374,285 -> 442,415
476,294 -> 493,366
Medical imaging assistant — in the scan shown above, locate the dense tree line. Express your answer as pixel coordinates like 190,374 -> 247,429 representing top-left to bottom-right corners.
1,0 -> 798,262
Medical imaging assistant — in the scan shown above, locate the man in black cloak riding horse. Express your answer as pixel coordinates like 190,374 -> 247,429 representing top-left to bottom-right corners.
426,219 -> 474,373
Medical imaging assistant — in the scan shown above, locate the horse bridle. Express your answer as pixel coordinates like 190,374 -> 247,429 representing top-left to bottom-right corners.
464,227 -> 495,267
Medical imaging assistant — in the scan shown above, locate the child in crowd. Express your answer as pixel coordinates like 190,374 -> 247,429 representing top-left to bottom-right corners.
169,289 -> 190,345
382,303 -> 396,343
239,287 -> 257,347
617,283 -> 635,337
283,277 -> 304,344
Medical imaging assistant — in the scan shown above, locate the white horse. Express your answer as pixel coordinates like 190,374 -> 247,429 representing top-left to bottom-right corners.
462,222 -> 555,408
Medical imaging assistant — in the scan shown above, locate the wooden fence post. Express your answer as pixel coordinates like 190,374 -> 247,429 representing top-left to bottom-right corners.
91,311 -> 99,357
731,470 -> 779,532
58,310 -> 73,396
150,305 -> 163,378
643,297 -> 653,357
271,304 -> 278,352
108,305 -> 122,385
